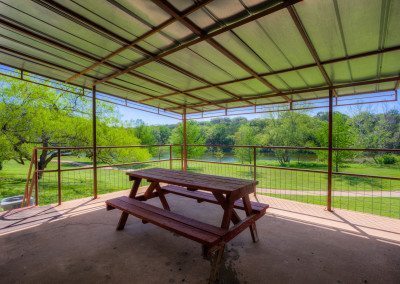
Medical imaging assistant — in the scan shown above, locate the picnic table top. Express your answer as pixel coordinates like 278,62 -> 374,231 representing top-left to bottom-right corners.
126,168 -> 257,194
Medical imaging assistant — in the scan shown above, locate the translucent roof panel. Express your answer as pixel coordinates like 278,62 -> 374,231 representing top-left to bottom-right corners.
0,0 -> 398,114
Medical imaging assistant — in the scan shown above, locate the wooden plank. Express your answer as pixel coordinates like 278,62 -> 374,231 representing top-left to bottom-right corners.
223,214 -> 260,243
117,197 -> 226,236
106,197 -> 223,245
162,184 -> 269,213
213,192 -> 241,227
117,177 -> 142,230
127,168 -> 257,193
242,194 -> 259,243
154,183 -> 171,211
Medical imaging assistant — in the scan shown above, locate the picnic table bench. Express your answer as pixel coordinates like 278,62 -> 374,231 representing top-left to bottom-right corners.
106,168 -> 268,282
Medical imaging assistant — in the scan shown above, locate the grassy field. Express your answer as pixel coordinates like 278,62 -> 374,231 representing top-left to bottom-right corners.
0,157 -> 399,218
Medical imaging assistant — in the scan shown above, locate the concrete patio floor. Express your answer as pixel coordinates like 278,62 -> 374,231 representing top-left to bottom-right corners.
1,190 -> 399,284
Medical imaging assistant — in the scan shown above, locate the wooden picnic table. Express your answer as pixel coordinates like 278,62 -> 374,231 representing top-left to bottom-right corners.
105,168 -> 268,282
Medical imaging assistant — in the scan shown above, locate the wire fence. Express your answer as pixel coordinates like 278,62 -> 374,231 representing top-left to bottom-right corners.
22,144 -> 400,219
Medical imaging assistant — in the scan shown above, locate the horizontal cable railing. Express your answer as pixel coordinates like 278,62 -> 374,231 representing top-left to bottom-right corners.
18,144 -> 399,219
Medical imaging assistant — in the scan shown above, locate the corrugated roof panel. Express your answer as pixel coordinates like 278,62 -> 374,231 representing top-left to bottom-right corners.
162,93 -> 201,105
0,51 -> 92,86
0,26 -> 116,74
380,50 -> 400,77
203,0 -> 245,22
263,74 -> 291,91
164,47 -> 237,83
0,36 -> 88,74
136,62 -> 206,90
213,32 -> 269,73
113,0 -> 171,26
97,83 -> 150,102
337,0 -> 381,55
224,101 -> 253,109
106,78 -> 164,98
295,0 -> 345,61
161,22 -> 193,42
0,1 -> 129,59
52,0 -> 149,42
186,7 -> 215,31
220,79 -> 271,96
324,61 -> 352,84
189,42 -> 249,78
385,0 -> 400,48
116,73 -> 173,94
167,0 -> 193,12
235,9 -> 314,70
137,33 -> 174,53
254,95 -> 287,105
349,55 -> 378,81
296,67 -> 326,87
188,87 -> 233,101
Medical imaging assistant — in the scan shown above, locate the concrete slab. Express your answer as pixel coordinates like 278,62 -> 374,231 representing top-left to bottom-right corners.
1,190 -> 399,283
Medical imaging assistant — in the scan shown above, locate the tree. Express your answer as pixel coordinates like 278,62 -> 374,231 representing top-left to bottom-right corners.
214,147 -> 225,162
0,76 -> 150,173
317,113 -> 357,171
152,125 -> 172,159
233,124 -> 257,164
262,112 -> 320,165
170,121 -> 206,158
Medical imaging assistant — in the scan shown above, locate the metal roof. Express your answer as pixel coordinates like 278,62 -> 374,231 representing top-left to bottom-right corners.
0,0 -> 399,114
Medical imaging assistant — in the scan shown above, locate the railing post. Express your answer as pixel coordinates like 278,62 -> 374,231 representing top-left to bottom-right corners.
169,144 -> 172,170
253,146 -> 257,198
34,148 -> 39,206
327,88 -> 333,211
182,108 -> 187,171
92,85 -> 98,199
57,148 -> 62,205
253,146 -> 257,181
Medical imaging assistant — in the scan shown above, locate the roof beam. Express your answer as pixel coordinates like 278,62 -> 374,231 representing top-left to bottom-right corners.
65,0 -> 214,83
140,45 -> 400,103
93,0 -> 302,86
152,0 -> 261,105
287,6 -> 332,86
167,76 -> 400,110
32,0 -> 234,109
0,44 -> 204,112
0,17 -> 205,111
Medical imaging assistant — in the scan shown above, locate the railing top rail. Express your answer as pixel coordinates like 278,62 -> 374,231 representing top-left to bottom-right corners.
33,144 -> 400,152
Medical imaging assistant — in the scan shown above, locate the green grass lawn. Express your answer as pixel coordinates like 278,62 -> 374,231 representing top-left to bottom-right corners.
0,158 -> 399,218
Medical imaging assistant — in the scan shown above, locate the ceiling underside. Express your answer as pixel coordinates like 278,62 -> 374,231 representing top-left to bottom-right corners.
0,0 -> 399,114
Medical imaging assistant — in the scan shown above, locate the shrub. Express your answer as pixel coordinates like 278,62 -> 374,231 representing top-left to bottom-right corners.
374,154 -> 398,165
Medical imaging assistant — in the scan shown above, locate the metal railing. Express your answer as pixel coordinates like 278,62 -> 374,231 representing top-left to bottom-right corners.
21,144 -> 400,219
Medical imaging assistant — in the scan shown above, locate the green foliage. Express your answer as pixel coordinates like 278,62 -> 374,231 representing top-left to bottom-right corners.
374,154 -> 398,165
214,147 -> 225,162
260,112 -> 320,165
0,76 -> 149,171
317,113 -> 357,171
170,121 -> 205,158
233,124 -> 257,164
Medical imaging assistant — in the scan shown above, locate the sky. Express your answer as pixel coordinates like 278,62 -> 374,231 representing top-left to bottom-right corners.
117,92 -> 400,125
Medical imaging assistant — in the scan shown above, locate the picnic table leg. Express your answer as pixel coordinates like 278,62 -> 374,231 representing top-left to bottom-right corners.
116,178 -> 141,231
212,192 -> 241,226
242,194 -> 259,243
155,183 -> 170,211
209,244 -> 225,283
